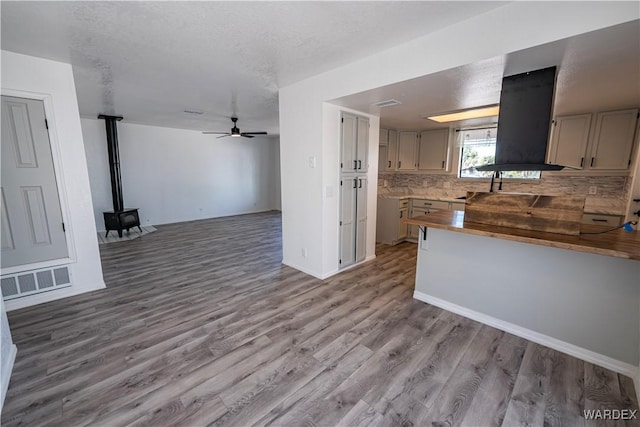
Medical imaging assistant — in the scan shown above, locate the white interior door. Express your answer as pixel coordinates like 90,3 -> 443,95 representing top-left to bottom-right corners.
1,96 -> 68,269
339,177 -> 357,268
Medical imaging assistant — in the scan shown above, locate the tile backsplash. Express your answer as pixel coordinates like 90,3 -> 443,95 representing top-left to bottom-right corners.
379,173 -> 629,200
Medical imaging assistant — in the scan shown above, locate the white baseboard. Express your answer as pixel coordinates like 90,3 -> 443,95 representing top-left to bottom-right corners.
413,290 -> 639,379
281,260 -> 323,280
5,281 -> 106,312
283,254 -> 377,281
1,343 -> 17,413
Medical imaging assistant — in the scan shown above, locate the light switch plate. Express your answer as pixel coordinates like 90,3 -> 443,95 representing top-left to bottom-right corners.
308,156 -> 316,168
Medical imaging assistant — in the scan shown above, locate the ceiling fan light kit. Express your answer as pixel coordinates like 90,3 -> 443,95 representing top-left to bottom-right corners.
203,117 -> 267,139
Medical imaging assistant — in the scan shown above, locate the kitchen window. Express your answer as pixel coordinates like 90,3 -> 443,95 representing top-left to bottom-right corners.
458,127 -> 541,179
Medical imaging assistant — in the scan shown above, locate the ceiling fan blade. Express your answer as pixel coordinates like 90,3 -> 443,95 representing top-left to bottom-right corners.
241,132 -> 268,135
216,134 -> 231,139
203,131 -> 230,134
242,134 -> 255,138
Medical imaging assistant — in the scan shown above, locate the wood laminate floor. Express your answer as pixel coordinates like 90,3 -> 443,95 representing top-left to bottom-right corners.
2,211 -> 638,426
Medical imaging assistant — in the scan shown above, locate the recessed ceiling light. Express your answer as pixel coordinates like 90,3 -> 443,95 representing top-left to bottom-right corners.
183,109 -> 204,115
425,105 -> 499,123
373,99 -> 401,108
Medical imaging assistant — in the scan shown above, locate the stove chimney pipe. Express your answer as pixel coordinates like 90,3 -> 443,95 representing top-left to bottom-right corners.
98,114 -> 124,212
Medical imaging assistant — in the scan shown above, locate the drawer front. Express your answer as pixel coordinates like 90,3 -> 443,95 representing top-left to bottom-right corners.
582,214 -> 623,227
411,208 -> 430,218
399,199 -> 409,209
411,199 -> 449,210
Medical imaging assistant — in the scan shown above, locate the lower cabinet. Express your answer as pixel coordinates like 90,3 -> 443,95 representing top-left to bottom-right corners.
376,198 -> 409,245
408,207 -> 430,239
340,176 -> 367,268
377,197 -> 463,244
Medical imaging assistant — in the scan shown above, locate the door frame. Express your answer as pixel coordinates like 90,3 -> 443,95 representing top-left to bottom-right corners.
1,89 -> 76,274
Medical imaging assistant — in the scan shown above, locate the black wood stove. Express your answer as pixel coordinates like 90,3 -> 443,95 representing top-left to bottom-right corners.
99,114 -> 142,238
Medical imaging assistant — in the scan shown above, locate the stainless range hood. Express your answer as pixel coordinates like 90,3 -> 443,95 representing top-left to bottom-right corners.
476,66 -> 565,172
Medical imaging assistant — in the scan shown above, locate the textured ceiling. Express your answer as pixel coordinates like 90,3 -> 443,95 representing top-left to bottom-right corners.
332,20 -> 640,130
1,1 -> 507,134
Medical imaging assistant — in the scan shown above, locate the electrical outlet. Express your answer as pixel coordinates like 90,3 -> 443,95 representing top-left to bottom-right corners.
588,186 -> 598,195
301,248 -> 307,258
308,156 -> 316,168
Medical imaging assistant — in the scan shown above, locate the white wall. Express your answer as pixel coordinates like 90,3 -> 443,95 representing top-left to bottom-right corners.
81,118 -> 281,229
1,50 -> 105,310
279,2 -> 639,279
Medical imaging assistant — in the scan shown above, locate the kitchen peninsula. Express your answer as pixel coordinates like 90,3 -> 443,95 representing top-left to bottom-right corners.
405,208 -> 640,376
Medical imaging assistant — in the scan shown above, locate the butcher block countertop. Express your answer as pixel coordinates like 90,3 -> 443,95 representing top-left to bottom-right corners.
405,210 -> 640,261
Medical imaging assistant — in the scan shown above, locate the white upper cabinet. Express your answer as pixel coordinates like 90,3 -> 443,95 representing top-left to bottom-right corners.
548,114 -> 592,169
387,130 -> 398,171
341,113 -> 369,173
418,129 -> 449,170
379,128 -> 389,146
588,109 -> 638,170
397,131 -> 417,170
378,145 -> 388,173
547,109 -> 638,172
341,114 -> 358,173
356,117 -> 369,172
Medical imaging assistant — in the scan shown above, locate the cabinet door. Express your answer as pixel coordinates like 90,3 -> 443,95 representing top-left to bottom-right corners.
418,129 -> 449,170
378,145 -> 388,173
548,114 -> 592,169
341,114 -> 358,173
379,128 -> 389,145
408,208 -> 427,238
588,109 -> 638,170
397,131 -> 417,170
398,207 -> 409,239
356,117 -> 369,172
355,177 -> 367,262
339,178 -> 357,268
387,130 -> 398,171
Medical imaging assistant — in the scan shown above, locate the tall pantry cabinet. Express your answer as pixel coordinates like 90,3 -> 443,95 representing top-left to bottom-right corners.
340,113 -> 369,268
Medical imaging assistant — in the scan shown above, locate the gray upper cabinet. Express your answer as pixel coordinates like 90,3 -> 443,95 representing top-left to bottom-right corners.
588,109 -> 638,170
418,129 -> 449,170
341,113 -> 369,173
548,114 -> 592,169
397,131 -> 417,170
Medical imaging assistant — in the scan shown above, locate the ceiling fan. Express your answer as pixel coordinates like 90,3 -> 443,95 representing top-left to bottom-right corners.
202,117 -> 267,138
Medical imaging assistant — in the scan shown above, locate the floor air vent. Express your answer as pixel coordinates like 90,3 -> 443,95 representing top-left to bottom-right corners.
1,266 -> 71,300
